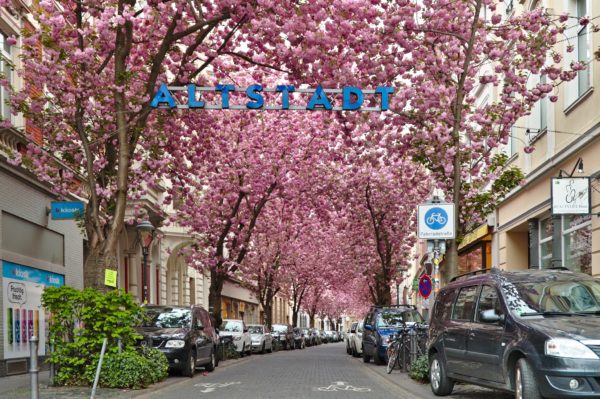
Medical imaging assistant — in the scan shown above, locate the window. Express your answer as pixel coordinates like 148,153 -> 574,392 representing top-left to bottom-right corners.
0,31 -> 14,122
576,0 -> 590,96
476,285 -> 503,321
535,214 -> 592,274
562,214 -> 592,274
452,286 -> 479,321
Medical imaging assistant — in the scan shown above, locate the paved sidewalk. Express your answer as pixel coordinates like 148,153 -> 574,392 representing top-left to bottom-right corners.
2,357 -> 249,399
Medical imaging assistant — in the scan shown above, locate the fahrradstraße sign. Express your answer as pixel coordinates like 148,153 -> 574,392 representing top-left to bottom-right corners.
418,203 -> 455,240
551,177 -> 590,215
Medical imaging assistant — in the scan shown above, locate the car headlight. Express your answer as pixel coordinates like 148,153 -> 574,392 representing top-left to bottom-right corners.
545,338 -> 599,359
357,333 -> 362,338
234,336 -> 242,341
165,339 -> 185,348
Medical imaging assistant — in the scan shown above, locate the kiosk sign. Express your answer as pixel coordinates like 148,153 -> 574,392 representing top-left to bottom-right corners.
418,203 -> 455,239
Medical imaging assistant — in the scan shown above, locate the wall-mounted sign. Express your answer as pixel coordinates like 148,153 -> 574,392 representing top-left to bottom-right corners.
418,203 -> 455,240
51,201 -> 85,220
150,83 -> 394,112
551,177 -> 590,215
2,261 -> 64,359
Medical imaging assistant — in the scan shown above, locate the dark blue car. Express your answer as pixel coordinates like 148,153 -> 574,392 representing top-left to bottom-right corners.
362,305 -> 425,365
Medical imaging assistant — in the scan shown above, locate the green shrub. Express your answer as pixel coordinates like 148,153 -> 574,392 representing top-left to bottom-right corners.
409,355 -> 430,383
222,341 -> 240,359
42,286 -> 146,386
83,348 -> 167,389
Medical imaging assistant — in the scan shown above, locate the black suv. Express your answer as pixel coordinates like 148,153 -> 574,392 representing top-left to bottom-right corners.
362,305 -> 426,365
428,268 -> 600,398
136,305 -> 219,377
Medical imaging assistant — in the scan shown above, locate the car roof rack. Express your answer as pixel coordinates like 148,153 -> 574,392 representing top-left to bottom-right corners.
370,304 -> 416,310
450,267 -> 500,282
546,267 -> 571,271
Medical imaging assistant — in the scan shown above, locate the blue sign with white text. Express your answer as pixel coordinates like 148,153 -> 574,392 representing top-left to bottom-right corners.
2,261 -> 65,287
51,201 -> 85,220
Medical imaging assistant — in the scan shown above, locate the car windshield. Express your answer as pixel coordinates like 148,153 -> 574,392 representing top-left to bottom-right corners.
376,310 -> 424,327
272,325 -> 287,333
142,308 -> 191,328
220,321 -> 243,332
514,279 -> 600,315
248,326 -> 263,334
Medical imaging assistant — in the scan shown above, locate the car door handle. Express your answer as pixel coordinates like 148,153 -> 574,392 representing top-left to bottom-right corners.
469,332 -> 475,338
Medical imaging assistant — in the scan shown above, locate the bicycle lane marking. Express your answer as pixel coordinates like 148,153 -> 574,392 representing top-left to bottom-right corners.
317,381 -> 371,392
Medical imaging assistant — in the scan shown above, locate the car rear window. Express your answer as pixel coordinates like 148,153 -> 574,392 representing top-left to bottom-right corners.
452,286 -> 478,320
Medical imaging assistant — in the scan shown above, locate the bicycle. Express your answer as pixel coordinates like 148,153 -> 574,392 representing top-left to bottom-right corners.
386,323 -> 429,374
426,213 -> 446,225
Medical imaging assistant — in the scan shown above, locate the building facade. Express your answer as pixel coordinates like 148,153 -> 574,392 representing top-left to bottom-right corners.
494,0 -> 600,277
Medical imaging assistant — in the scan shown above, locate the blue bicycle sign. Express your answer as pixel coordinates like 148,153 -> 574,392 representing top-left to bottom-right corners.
424,207 -> 448,230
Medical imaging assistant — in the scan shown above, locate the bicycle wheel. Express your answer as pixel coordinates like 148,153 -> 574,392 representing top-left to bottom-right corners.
386,348 -> 398,374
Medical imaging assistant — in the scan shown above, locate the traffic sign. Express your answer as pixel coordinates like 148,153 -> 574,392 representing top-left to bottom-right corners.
418,203 -> 455,239
419,275 -> 433,299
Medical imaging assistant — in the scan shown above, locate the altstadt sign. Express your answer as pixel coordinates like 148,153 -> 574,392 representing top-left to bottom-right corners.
150,83 -> 394,112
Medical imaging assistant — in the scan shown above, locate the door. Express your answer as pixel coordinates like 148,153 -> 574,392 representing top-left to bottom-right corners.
193,311 -> 211,362
444,285 -> 479,376
363,314 -> 376,356
465,285 -> 506,383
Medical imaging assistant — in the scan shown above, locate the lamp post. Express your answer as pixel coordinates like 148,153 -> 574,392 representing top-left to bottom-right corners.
136,220 -> 155,303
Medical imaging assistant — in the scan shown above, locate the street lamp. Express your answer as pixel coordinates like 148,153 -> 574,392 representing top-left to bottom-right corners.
136,220 -> 155,303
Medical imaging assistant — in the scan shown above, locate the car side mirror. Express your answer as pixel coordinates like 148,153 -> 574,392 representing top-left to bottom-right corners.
243,328 -> 249,333
350,329 -> 356,334
215,328 -> 220,335
364,324 -> 373,331
480,309 -> 504,323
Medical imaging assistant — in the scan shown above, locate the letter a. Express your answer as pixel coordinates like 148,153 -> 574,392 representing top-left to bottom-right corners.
150,83 -> 176,108
306,85 -> 332,110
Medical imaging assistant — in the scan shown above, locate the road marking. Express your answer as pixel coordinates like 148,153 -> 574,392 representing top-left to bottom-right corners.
317,381 -> 371,392
193,381 -> 241,393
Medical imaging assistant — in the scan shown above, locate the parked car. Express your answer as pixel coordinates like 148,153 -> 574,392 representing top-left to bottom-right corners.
428,268 -> 600,398
346,322 -> 358,354
136,305 -> 218,377
248,324 -> 273,353
349,320 -> 364,357
309,328 -> 322,345
301,328 -> 313,346
324,330 -> 335,343
219,319 -> 251,356
293,327 -> 306,349
272,324 -> 294,350
362,305 -> 425,365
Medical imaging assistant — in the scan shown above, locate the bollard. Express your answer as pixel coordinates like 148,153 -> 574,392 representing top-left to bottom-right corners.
409,329 -> 418,364
30,336 -> 39,399
118,338 -> 123,353
90,338 -> 108,399
49,342 -> 55,386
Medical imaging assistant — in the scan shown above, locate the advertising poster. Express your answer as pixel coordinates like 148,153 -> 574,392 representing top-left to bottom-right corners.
2,261 -> 64,359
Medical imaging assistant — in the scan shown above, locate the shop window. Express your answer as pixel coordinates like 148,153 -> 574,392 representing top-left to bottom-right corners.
536,214 -> 592,274
562,214 -> 592,274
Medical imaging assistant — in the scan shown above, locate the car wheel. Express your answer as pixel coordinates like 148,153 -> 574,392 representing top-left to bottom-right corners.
302,340 -> 305,349
515,358 -> 541,399
183,350 -> 196,378
261,342 -> 266,354
430,353 -> 454,396
205,349 -> 216,372
247,342 -> 252,356
240,342 -> 245,357
362,349 -> 371,363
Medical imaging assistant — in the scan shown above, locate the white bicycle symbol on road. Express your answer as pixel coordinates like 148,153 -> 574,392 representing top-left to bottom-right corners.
426,212 -> 446,225
318,381 -> 371,392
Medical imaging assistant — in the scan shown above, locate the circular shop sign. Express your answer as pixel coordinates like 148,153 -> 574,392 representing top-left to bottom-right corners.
424,207 -> 448,230
419,275 -> 433,299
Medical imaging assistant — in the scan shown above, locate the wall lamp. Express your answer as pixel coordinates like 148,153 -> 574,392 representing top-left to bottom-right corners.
558,157 -> 584,178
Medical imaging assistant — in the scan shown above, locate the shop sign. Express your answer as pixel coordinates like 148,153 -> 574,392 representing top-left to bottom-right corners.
551,177 -> 590,215
458,224 -> 489,250
150,83 -> 394,112
2,261 -> 64,359
51,201 -> 85,220
418,203 -> 455,240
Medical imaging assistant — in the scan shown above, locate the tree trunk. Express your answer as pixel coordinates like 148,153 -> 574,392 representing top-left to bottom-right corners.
309,313 -> 315,328
209,270 -> 225,328
263,302 -> 273,329
83,245 -> 118,292
445,0 -> 483,285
